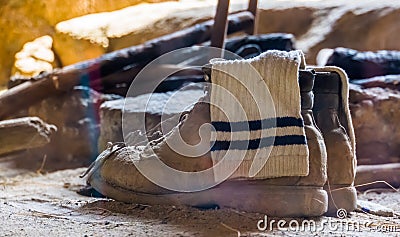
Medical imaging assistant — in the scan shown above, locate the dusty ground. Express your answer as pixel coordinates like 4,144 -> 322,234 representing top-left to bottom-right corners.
0,158 -> 399,237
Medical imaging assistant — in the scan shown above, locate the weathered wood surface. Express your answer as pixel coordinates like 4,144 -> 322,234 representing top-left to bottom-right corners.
246,0 -> 258,34
0,117 -> 57,156
210,0 -> 230,49
0,12 -> 253,119
101,33 -> 295,95
355,163 -> 400,190
350,74 -> 400,91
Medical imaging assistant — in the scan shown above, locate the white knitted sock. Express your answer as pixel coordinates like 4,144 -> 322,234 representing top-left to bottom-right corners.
210,50 -> 309,180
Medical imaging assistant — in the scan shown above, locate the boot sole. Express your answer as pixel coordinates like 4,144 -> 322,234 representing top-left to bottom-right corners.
89,174 -> 328,217
324,185 -> 357,216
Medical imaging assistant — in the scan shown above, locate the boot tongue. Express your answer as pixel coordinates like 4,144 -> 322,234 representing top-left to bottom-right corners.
299,69 -> 315,110
178,101 -> 211,146
299,70 -> 315,93
313,72 -> 341,94
313,72 -> 341,111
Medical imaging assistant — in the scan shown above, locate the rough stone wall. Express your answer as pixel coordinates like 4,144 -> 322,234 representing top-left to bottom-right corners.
2,0 -> 400,87
256,0 -> 400,65
0,0 -> 171,87
25,86 -> 121,170
349,85 -> 400,165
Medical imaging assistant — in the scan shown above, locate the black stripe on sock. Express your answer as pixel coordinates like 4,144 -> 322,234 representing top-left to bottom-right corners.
210,135 -> 307,151
211,117 -> 304,132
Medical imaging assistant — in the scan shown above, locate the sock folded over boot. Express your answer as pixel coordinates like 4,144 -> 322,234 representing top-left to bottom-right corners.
83,50 -> 329,217
209,50 -> 309,180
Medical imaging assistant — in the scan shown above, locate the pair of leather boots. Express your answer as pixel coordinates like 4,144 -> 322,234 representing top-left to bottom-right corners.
83,60 -> 356,218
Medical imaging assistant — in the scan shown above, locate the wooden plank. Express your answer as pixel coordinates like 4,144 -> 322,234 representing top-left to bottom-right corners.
0,12 -> 253,119
355,163 -> 400,190
210,0 -> 230,49
247,0 -> 258,34
0,117 -> 57,156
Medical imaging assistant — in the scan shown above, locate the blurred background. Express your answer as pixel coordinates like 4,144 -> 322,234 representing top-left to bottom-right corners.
1,0 -> 399,89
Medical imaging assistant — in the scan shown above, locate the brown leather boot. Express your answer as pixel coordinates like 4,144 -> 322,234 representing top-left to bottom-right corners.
297,70 -> 328,187
312,67 -> 357,216
84,52 -> 328,217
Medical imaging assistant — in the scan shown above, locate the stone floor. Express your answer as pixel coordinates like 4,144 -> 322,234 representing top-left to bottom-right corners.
0,160 -> 399,236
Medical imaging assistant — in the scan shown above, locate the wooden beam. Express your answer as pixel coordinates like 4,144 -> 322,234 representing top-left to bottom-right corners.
210,0 -> 230,49
0,12 -> 253,119
246,0 -> 258,34
0,117 -> 57,156
248,0 -> 258,16
355,163 -> 400,190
